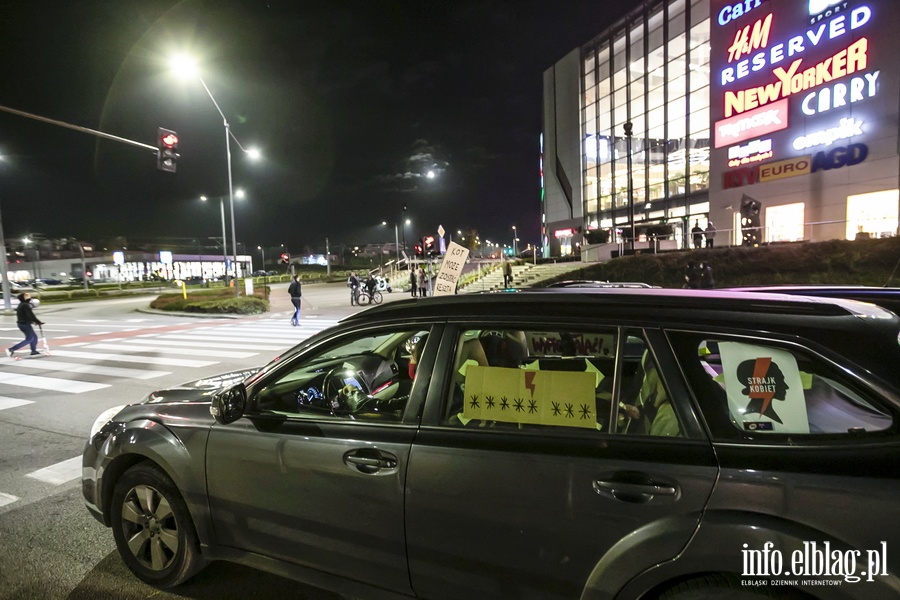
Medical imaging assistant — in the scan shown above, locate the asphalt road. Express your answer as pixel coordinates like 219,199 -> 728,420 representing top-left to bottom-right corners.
0,281 -> 410,600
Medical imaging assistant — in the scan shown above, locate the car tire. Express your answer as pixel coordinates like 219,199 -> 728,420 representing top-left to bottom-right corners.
657,574 -> 807,599
110,463 -> 207,588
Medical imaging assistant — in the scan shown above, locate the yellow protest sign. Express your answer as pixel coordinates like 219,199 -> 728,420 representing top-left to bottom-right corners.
463,365 -> 597,429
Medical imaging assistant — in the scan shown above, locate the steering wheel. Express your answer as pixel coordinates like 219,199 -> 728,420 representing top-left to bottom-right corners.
323,367 -> 372,414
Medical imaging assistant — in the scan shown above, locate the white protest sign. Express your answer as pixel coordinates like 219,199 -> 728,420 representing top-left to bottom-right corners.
433,241 -> 469,296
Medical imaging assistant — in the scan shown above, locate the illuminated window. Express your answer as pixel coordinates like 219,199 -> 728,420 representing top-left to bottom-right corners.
766,203 -> 805,243
846,190 -> 900,240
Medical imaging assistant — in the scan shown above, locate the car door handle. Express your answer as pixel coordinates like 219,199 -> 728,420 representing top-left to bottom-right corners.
593,477 -> 677,504
343,449 -> 398,474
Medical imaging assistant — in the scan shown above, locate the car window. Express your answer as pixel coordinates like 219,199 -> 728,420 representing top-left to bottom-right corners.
253,328 -> 430,422
670,333 -> 893,438
441,326 -> 683,437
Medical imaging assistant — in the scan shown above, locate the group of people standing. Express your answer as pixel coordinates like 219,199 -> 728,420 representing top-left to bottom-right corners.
409,267 -> 429,298
691,220 -> 716,249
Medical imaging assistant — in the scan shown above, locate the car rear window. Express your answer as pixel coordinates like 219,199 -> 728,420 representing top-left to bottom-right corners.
669,332 -> 893,439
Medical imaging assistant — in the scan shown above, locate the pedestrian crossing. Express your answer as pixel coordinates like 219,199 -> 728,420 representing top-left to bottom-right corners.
0,314 -> 341,514
0,315 -> 338,397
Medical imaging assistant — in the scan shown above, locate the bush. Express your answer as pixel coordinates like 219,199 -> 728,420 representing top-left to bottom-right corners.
539,237 -> 900,288
150,289 -> 269,314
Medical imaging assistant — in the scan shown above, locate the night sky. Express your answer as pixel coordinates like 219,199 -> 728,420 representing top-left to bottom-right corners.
0,0 -> 631,256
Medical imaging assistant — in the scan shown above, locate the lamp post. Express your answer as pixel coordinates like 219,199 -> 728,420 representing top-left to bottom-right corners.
201,194 -> 228,282
624,122 -> 635,250
512,225 -> 518,256
172,55 -> 260,296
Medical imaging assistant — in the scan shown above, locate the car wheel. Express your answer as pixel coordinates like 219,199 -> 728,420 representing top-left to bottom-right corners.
657,574 -> 807,599
110,463 -> 207,588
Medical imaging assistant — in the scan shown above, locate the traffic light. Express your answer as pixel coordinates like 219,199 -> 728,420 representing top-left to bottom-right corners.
280,253 -> 290,264
414,241 -> 424,257
157,127 -> 179,173
423,235 -> 437,257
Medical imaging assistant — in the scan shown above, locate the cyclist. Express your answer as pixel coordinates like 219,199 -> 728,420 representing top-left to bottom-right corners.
348,272 -> 361,306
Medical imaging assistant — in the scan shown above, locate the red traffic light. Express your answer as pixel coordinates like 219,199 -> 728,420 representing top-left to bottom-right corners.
161,132 -> 178,148
280,253 -> 290,264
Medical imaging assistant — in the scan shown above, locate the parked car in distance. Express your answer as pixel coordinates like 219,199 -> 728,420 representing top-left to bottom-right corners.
250,270 -> 267,277
83,289 -> 900,599
34,278 -> 63,287
177,276 -> 206,286
725,285 -> 900,314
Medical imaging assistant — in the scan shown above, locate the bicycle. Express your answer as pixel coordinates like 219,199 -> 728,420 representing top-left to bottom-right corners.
356,290 -> 383,305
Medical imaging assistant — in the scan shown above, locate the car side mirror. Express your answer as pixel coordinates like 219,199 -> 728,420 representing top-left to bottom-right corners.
210,384 -> 247,424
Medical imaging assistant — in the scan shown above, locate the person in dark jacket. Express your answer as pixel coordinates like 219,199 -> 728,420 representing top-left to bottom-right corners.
683,261 -> 701,290
288,275 -> 302,326
7,293 -> 44,358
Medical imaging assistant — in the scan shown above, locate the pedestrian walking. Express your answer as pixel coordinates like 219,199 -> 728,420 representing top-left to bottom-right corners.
683,261 -> 701,290
409,268 -> 417,297
288,274 -> 302,326
503,259 -> 513,287
705,222 -> 717,248
417,267 -> 428,298
691,220 -> 704,249
6,293 -> 44,358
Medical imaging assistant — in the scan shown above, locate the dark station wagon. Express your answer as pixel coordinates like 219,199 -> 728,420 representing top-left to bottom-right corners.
83,289 -> 900,599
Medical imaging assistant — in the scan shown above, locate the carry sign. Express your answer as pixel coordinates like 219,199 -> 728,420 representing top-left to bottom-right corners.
433,241 -> 469,296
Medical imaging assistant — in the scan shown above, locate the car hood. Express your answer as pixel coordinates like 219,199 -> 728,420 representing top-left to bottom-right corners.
144,367 -> 260,405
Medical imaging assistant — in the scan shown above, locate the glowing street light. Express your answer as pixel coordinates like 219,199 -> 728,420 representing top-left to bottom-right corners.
171,54 -> 260,295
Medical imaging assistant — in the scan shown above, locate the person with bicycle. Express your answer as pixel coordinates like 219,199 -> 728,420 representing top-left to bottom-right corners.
348,272 -> 361,306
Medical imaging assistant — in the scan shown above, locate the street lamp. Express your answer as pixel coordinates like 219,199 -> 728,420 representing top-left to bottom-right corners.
200,195 -> 227,282
382,220 -> 400,265
512,225 -> 517,256
171,54 -> 260,296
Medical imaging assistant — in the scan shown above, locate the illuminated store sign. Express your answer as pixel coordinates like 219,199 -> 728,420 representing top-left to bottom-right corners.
723,143 -> 868,189
718,0 -> 767,26
715,98 -> 788,147
728,139 -> 774,167
554,228 -> 575,238
800,71 -> 879,115
792,117 -> 863,150
725,37 -> 869,117
719,7 -> 871,86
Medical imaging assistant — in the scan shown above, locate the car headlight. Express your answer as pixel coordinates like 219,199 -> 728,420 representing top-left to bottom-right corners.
89,405 -> 127,439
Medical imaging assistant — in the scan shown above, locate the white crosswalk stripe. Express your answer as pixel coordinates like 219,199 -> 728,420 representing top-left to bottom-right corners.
126,338 -> 285,351
0,370 -> 109,393
0,492 -> 18,508
85,342 -> 259,359
47,349 -> 218,368
0,396 -> 34,410
25,456 -> 81,485
3,360 -> 170,380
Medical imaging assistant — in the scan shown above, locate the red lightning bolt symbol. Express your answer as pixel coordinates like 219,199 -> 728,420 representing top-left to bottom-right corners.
751,357 -> 775,416
524,371 -> 537,398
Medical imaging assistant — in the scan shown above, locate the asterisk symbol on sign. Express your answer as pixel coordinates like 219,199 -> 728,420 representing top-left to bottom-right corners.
500,397 -> 510,410
528,399 -> 538,414
551,401 -> 561,416
579,404 -> 592,420
565,403 -> 574,418
469,395 -> 480,409
485,395 -> 495,409
514,398 -> 524,412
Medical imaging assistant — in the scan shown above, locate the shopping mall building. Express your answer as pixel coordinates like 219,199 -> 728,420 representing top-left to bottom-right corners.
541,0 -> 899,257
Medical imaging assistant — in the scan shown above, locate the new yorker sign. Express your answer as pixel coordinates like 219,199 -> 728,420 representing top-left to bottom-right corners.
710,0 -> 890,189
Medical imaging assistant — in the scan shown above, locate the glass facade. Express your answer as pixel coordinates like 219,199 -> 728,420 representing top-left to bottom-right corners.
582,0 -> 711,246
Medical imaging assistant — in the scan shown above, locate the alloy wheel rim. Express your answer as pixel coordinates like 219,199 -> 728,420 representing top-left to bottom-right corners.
120,484 -> 180,571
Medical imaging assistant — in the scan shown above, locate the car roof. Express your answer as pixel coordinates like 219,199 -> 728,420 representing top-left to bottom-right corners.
346,288 -> 897,323
545,280 -> 655,288
724,285 -> 900,314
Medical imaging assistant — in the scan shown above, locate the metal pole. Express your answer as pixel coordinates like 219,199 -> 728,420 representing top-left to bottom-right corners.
225,121 -> 238,296
625,122 -> 635,250
76,242 -> 88,292
219,198 -> 228,284
325,237 -> 331,276
0,202 -> 11,311
394,223 -> 400,265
